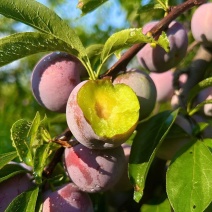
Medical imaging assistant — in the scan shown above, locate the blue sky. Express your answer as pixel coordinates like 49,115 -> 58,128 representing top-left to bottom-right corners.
36,0 -> 129,32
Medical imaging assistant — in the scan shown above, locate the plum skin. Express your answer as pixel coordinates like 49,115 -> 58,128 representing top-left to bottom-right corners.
113,69 -> 157,120
137,21 -> 188,73
31,52 -> 82,113
0,173 -> 33,211
42,183 -> 93,212
191,3 -> 212,47
112,143 -> 133,191
150,70 -> 174,103
66,80 -> 138,149
64,143 -> 125,193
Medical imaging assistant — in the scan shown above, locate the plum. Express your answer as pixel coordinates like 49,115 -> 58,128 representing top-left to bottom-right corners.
191,3 -> 212,47
137,21 -> 188,73
150,70 -> 174,103
113,69 -> 157,120
66,79 -> 140,149
64,143 -> 125,193
0,171 -> 33,211
31,52 -> 83,112
42,183 -> 93,212
112,143 -> 133,191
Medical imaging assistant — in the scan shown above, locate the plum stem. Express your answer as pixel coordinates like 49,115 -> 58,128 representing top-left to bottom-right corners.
100,0 -> 206,79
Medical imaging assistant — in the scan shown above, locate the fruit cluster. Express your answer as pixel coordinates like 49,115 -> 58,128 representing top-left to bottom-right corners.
3,2 -> 212,210
28,19 -> 191,210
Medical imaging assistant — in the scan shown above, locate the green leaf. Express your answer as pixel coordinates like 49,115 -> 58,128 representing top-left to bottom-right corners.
157,31 -> 170,52
0,0 -> 86,58
5,186 -> 39,212
27,112 -> 50,150
189,99 -> 212,116
187,77 -> 212,112
129,109 -> 179,202
167,140 -> 212,212
203,138 -> 212,152
86,44 -> 104,60
0,163 -> 29,183
10,119 -> 33,166
0,32 -> 77,67
33,142 -> 58,185
78,0 -> 108,15
100,28 -> 169,65
0,151 -> 17,170
141,198 -> 172,212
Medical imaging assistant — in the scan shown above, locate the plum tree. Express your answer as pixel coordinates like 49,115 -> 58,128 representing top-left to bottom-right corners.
31,52 -> 83,113
137,21 -> 188,73
66,79 -> 140,149
149,70 -> 174,103
113,69 -> 157,120
42,183 -> 93,212
0,171 -> 33,211
191,3 -> 212,47
64,143 -> 125,193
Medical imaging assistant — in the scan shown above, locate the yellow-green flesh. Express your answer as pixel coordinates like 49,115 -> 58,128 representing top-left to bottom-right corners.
77,79 -> 140,138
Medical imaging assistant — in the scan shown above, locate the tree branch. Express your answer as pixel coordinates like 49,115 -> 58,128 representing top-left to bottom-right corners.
101,0 -> 206,79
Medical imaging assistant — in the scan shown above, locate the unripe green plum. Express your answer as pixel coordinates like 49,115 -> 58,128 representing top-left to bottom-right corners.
113,69 -> 157,120
31,52 -> 83,112
42,183 -> 93,212
191,3 -> 212,47
150,70 -> 174,103
137,21 -> 188,73
156,115 -> 192,160
66,79 -> 140,149
64,144 -> 125,193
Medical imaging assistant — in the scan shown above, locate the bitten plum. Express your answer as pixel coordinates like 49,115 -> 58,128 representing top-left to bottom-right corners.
66,79 -> 139,149
64,143 -> 125,193
137,21 -> 188,73
113,69 -> 157,120
42,183 -> 93,212
0,171 -> 33,211
149,70 -> 174,103
191,3 -> 212,47
31,52 -> 82,112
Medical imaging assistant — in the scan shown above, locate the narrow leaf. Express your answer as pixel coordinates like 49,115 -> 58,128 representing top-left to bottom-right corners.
129,109 -> 179,202
78,0 -> 108,15
187,77 -> 212,112
189,99 -> 212,116
0,151 -> 17,170
167,140 -> 212,212
0,163 -> 29,183
5,186 -> 39,212
33,142 -> 58,184
0,32 -> 75,67
10,119 -> 33,166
